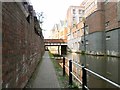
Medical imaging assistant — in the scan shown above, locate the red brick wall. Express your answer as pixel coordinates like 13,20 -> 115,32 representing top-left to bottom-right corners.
86,10 -> 105,33
2,2 -> 44,88
104,2 -> 119,30
86,2 -> 119,33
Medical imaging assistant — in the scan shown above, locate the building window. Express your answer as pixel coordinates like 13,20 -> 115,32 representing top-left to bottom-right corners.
118,21 -> 120,27
79,10 -> 81,14
86,40 -> 89,45
81,40 -> 84,45
73,9 -> 75,14
106,36 -> 110,40
85,25 -> 89,34
73,24 -> 76,27
79,10 -> 82,14
85,1 -> 96,14
105,21 -> 110,28
79,10 -> 84,14
73,17 -> 75,21
79,17 -> 82,22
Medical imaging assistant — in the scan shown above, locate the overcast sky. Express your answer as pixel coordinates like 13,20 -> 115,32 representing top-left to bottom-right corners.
30,0 -> 83,38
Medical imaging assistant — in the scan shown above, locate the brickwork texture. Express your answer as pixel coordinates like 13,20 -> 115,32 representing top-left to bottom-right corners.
2,2 -> 44,88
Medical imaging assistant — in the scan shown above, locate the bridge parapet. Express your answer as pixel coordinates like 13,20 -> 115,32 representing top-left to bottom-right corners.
44,39 -> 67,46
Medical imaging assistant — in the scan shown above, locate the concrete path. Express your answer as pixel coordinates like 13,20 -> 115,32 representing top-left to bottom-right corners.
30,51 -> 60,88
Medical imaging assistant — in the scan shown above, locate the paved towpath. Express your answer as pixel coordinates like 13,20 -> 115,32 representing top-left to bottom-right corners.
27,51 -> 60,88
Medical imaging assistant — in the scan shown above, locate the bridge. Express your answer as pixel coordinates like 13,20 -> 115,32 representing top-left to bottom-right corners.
44,39 -> 67,55
44,39 -> 67,46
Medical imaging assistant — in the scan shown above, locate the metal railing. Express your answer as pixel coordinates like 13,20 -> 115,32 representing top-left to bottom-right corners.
62,57 -> 120,90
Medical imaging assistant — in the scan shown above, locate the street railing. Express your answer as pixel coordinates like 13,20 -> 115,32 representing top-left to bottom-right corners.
62,57 -> 120,90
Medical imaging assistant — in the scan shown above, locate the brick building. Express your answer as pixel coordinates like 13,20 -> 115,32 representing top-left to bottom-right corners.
66,6 -> 85,29
2,2 -> 44,88
66,6 -> 84,52
50,20 -> 68,40
80,0 -> 120,56
49,20 -> 68,54
67,0 -> 120,57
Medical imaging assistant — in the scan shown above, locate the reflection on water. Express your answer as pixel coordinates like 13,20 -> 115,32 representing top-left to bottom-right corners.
65,52 -> 120,88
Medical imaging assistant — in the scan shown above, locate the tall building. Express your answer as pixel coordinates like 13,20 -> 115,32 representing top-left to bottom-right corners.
50,20 -> 68,40
67,0 -> 120,57
66,6 -> 85,29
66,6 -> 85,52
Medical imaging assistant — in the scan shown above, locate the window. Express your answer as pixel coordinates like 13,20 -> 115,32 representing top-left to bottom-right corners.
86,40 -> 89,45
118,21 -> 120,27
73,17 -> 75,21
85,25 -> 89,34
73,24 -> 76,27
106,36 -> 110,40
85,1 -> 96,14
105,21 -> 110,28
79,17 -> 82,22
79,10 -> 81,14
81,41 -> 83,43
79,10 -> 84,14
73,9 -> 75,14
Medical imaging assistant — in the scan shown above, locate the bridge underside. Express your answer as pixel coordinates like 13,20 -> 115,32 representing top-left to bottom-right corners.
45,45 -> 67,55
44,39 -> 67,55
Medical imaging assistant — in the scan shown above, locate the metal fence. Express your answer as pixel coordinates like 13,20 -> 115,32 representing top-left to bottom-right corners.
62,57 -> 120,90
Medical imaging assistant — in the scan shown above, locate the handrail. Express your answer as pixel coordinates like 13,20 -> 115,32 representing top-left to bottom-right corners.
85,68 -> 120,88
63,57 -> 120,89
65,57 -> 70,61
72,60 -> 84,68
71,72 -> 82,84
64,65 -> 69,71
73,58 -> 120,88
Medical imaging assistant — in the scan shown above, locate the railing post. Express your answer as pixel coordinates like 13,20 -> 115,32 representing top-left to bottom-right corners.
69,60 -> 72,85
63,57 -> 65,76
82,65 -> 87,90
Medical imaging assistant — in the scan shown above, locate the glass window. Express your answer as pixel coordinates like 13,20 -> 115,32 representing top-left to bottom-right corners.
85,25 -> 89,34
73,9 -> 75,14
79,17 -> 82,21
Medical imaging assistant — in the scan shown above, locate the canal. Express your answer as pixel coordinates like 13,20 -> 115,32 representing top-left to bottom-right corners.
65,52 -> 120,88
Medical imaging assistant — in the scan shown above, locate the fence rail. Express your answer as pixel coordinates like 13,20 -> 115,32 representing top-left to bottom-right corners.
62,57 -> 120,90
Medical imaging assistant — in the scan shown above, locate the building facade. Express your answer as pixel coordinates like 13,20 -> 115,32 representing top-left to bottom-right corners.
67,0 -> 120,57
66,6 -> 85,29
66,6 -> 85,52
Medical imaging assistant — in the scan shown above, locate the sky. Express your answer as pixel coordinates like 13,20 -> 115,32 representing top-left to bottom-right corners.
30,0 -> 84,38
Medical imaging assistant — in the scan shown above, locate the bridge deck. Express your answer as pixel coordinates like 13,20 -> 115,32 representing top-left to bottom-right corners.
44,39 -> 67,43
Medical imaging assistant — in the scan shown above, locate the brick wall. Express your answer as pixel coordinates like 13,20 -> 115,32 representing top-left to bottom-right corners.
86,10 -> 105,33
2,2 -> 44,88
104,2 -> 118,31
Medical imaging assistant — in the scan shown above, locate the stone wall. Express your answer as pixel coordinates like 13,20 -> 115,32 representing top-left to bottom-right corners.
2,2 -> 44,88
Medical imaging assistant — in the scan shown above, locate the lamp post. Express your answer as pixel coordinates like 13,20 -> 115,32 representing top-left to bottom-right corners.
81,18 -> 87,89
82,17 -> 86,67
82,17 -> 86,53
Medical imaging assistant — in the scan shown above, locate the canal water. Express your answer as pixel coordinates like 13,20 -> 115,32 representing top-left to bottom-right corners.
65,52 -> 120,88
